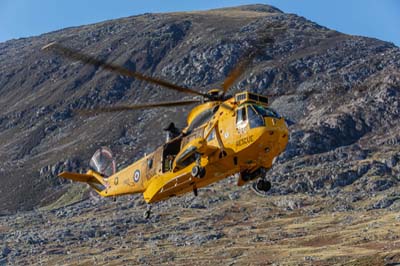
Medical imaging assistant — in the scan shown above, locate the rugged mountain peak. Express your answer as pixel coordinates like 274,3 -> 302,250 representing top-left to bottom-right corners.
209,4 -> 284,14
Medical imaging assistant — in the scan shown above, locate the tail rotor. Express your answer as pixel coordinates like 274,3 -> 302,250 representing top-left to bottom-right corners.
89,147 -> 116,178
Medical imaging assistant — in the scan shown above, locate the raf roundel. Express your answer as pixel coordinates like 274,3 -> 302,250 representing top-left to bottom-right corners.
133,170 -> 141,183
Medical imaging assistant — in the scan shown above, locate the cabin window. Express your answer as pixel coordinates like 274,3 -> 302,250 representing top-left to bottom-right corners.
236,107 -> 248,129
247,105 -> 265,128
147,158 -> 153,169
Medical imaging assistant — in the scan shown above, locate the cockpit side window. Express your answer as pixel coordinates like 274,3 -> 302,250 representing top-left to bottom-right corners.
247,105 -> 265,128
207,128 -> 215,141
236,107 -> 248,129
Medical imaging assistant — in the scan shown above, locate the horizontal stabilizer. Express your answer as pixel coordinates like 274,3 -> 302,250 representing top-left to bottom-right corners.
59,171 -> 102,184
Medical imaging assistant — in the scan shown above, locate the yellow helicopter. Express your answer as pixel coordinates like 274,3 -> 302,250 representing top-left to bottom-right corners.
42,36 -> 289,218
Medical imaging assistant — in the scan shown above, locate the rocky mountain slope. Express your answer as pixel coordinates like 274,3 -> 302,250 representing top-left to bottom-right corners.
2,187 -> 400,265
0,4 -> 400,264
0,4 -> 398,213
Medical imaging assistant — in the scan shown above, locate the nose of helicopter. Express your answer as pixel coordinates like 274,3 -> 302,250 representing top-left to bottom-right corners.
260,117 -> 289,158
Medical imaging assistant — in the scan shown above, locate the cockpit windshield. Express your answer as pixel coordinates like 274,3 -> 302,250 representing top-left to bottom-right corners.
247,105 -> 264,128
252,105 -> 281,119
236,105 -> 266,129
236,104 -> 281,129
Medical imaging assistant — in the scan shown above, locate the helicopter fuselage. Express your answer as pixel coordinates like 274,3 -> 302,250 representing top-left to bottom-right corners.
70,91 -> 289,203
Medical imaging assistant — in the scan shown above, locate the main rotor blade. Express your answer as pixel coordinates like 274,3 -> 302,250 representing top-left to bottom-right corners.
221,36 -> 275,94
221,50 -> 258,94
42,42 -> 207,97
76,99 -> 201,115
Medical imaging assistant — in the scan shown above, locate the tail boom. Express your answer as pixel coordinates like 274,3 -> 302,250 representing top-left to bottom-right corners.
59,170 -> 107,194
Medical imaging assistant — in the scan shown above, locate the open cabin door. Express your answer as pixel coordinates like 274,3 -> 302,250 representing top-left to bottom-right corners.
162,138 -> 182,173
145,137 -> 182,179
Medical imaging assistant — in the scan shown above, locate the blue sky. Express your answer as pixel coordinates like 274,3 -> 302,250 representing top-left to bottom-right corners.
0,0 -> 399,46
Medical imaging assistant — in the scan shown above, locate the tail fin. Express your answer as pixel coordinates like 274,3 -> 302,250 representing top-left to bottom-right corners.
59,170 -> 107,194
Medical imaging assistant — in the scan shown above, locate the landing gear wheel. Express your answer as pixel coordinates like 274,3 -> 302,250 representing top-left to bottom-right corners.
256,179 -> 271,192
251,179 -> 272,197
191,166 -> 205,178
